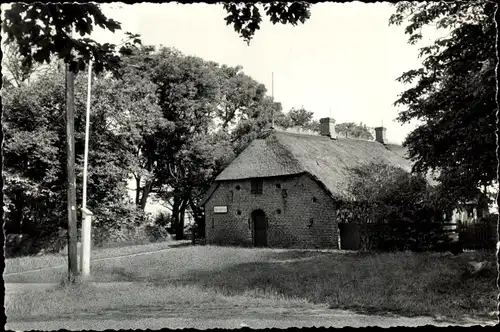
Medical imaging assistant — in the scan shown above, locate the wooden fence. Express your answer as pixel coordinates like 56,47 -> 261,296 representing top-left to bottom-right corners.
339,220 -> 497,251
458,222 -> 497,250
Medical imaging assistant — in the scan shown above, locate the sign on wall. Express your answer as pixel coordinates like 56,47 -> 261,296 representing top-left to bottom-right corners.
214,206 -> 228,214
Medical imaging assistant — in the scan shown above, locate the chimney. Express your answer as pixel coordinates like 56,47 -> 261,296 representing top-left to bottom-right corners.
319,118 -> 337,139
374,127 -> 387,144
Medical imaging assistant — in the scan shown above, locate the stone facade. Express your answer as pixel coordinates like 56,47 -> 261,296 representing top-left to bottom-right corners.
205,173 -> 339,249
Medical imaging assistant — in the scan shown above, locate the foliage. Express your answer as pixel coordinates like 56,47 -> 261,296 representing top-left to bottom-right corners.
2,3 -> 141,75
389,1 -> 496,205
275,106 -> 373,140
1,43 -> 55,87
287,107 -> 313,127
92,45 -> 281,239
335,122 -> 373,140
346,161 -> 441,224
216,65 -> 268,130
2,63 -> 145,255
223,2 -> 311,43
339,162 -> 447,251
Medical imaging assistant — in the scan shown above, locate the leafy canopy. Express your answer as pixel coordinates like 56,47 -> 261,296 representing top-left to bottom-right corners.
2,3 -> 141,74
223,2 -> 311,43
389,1 -> 496,204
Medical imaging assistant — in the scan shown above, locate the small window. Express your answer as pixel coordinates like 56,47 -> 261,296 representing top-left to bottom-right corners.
276,209 -> 282,214
237,210 -> 242,215
251,178 -> 263,195
312,197 -> 317,202
276,183 -> 281,189
235,185 -> 241,190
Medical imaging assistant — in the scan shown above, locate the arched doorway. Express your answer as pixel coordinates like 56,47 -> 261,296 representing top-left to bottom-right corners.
251,209 -> 267,247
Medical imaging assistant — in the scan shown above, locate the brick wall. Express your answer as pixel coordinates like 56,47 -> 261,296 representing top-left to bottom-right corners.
205,173 -> 339,249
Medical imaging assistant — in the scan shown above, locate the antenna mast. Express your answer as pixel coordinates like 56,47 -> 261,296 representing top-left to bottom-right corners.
271,72 -> 275,129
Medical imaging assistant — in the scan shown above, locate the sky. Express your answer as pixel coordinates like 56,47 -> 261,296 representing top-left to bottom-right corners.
0,2 -> 445,144
88,2 -> 447,145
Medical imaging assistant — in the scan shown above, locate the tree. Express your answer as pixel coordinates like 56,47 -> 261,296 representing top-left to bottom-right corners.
2,3 -> 140,75
1,43 -> 54,87
216,65 -> 268,130
223,2 -> 311,43
91,45 -> 172,211
335,122 -> 373,140
2,65 -> 142,254
2,2 -> 313,248
342,162 -> 444,251
389,1 -> 496,206
2,2 -> 141,278
287,107 -> 314,127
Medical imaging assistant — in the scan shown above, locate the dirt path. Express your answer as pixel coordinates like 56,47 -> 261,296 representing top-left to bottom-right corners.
6,282 -> 495,330
6,304 -> 494,330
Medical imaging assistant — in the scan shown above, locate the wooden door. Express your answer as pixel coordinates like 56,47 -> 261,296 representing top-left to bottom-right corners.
339,223 -> 361,250
252,210 -> 267,247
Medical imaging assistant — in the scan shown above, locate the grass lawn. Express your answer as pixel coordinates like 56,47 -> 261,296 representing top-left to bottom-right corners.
4,239 -> 188,276
174,249 -> 497,321
6,282 -> 313,322
5,245 -> 497,323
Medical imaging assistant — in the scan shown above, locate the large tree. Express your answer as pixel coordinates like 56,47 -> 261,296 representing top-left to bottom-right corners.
2,64 -> 144,253
1,2 -> 313,246
389,1 -> 497,205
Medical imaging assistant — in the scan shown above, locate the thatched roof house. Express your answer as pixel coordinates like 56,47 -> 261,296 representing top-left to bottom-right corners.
214,128 -> 412,201
201,117 -> 427,249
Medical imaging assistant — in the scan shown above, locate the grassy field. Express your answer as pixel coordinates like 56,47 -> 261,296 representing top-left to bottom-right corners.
4,240 -> 188,275
5,244 -> 497,323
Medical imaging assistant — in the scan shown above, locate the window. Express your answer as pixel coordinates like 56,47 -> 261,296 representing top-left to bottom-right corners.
312,197 -> 317,202
251,178 -> 263,195
235,185 -> 241,190
237,210 -> 242,215
276,209 -> 282,214
276,183 -> 281,189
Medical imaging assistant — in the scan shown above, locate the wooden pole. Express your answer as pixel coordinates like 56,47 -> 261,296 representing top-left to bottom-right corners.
80,60 -> 93,278
66,62 -> 79,281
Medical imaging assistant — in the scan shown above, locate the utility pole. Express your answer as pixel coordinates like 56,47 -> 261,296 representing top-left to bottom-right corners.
66,60 -> 79,281
271,72 -> 275,129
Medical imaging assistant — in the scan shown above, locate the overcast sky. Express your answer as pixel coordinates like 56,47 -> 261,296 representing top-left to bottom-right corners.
2,2 -> 445,145
91,2 -> 448,144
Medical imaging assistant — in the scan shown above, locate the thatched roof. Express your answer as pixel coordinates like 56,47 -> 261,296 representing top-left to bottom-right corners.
213,129 -> 416,201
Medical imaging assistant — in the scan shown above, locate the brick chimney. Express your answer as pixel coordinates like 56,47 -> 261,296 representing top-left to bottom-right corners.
374,127 -> 387,144
319,118 -> 337,139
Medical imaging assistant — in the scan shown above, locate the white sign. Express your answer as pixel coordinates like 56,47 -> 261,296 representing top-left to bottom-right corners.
214,206 -> 228,214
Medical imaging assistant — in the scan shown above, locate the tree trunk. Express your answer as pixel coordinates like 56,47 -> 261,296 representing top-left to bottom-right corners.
176,198 -> 188,240
189,198 -> 205,243
139,180 -> 153,210
134,175 -> 141,206
171,195 -> 180,238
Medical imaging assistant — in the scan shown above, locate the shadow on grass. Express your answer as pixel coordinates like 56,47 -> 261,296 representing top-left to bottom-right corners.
164,250 -> 496,324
